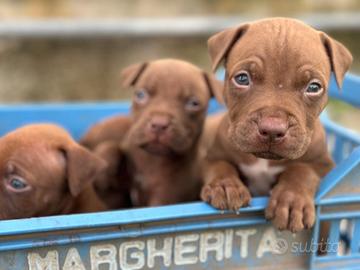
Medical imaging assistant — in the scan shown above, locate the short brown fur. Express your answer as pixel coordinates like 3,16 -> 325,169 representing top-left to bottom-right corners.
0,124 -> 107,220
201,18 -> 352,232
82,59 -> 223,208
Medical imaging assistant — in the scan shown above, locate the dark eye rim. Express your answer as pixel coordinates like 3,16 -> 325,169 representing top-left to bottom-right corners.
185,97 -> 202,111
5,175 -> 31,192
134,88 -> 149,104
231,71 -> 251,88
305,80 -> 324,96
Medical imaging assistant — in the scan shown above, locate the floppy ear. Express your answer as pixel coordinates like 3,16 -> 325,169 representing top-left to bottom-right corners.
202,72 -> 224,104
121,62 -> 149,88
319,32 -> 353,89
63,144 -> 108,197
208,24 -> 250,71
93,141 -> 125,191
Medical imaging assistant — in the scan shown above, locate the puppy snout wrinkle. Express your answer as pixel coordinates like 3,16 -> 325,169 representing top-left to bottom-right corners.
257,116 -> 288,143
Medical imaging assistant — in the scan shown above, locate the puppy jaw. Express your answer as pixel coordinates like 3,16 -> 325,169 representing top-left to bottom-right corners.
127,109 -> 199,155
207,18 -> 352,160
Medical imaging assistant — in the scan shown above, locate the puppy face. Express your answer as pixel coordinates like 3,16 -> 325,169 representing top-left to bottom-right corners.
208,18 -> 352,159
0,124 -> 107,219
122,59 -> 222,156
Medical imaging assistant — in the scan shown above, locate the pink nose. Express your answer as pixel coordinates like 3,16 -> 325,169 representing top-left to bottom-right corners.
149,115 -> 170,134
257,117 -> 288,143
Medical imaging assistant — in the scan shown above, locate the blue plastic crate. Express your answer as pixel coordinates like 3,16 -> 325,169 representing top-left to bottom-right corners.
0,74 -> 359,270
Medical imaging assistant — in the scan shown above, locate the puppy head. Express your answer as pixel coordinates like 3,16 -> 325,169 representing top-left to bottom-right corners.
0,124 -> 107,219
121,59 -> 223,156
208,18 -> 352,160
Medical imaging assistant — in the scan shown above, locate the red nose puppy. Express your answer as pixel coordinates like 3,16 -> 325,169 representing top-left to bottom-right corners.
81,59 -> 222,207
0,124 -> 107,220
201,18 -> 352,232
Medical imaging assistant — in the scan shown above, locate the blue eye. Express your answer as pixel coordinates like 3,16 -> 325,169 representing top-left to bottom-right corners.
306,82 -> 322,94
134,89 -> 149,104
233,72 -> 250,86
185,97 -> 201,111
9,177 -> 28,190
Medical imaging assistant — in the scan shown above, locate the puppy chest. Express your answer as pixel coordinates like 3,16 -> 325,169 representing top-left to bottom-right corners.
238,159 -> 285,196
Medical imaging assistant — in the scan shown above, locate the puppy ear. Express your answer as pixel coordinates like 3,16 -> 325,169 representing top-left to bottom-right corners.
63,144 -> 108,197
203,72 -> 224,104
208,24 -> 249,71
121,62 -> 149,88
319,32 -> 353,89
93,141 -> 125,191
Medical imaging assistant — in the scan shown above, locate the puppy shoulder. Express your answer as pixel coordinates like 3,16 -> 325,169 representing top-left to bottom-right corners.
80,115 -> 132,149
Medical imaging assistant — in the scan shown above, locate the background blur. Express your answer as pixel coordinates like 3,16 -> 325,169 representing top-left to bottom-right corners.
0,0 -> 359,130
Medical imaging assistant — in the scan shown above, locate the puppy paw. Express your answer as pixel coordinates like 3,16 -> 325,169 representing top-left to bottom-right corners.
265,187 -> 315,233
201,178 -> 251,211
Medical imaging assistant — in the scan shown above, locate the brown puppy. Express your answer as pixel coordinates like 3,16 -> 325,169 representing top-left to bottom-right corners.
81,115 -> 132,150
81,115 -> 133,209
82,59 -> 222,207
201,18 -> 352,232
0,124 -> 107,220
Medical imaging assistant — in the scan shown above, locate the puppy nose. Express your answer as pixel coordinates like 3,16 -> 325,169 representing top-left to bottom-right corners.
257,117 -> 288,143
149,115 -> 170,133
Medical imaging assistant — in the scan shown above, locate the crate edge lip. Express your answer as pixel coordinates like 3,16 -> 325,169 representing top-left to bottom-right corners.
0,198 -> 268,236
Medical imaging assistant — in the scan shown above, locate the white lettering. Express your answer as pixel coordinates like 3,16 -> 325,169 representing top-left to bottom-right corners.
256,228 -> 281,258
199,231 -> 224,262
174,234 -> 199,265
24,226 -> 299,269
28,251 -> 59,270
90,244 -> 117,270
62,248 -> 85,270
147,237 -> 172,268
236,229 -> 257,258
224,229 -> 234,259
119,241 -> 145,270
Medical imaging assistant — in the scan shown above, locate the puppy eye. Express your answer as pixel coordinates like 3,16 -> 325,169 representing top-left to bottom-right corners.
305,81 -> 323,95
134,89 -> 149,104
185,97 -> 201,111
232,72 -> 250,87
6,176 -> 30,192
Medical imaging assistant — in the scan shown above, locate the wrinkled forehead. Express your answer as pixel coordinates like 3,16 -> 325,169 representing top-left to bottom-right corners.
227,20 -> 331,76
135,64 -> 209,98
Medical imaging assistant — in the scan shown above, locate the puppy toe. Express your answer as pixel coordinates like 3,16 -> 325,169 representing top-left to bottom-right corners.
265,199 -> 277,220
273,205 -> 290,231
201,185 -> 227,209
224,187 -> 240,210
303,204 -> 316,229
209,186 -> 228,210
225,186 -> 251,211
240,187 -> 252,206
200,185 -> 212,202
289,208 -> 304,233
201,177 -> 250,211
